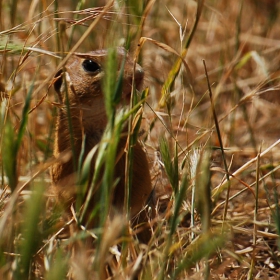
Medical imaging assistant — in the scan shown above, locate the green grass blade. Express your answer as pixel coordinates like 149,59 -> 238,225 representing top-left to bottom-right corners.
172,230 -> 227,279
159,137 -> 179,193
15,81 -> 33,154
103,47 -> 118,123
3,80 -> 33,190
170,175 -> 188,236
45,249 -> 68,280
159,0 -> 204,108
2,120 -> 17,190
17,183 -> 45,278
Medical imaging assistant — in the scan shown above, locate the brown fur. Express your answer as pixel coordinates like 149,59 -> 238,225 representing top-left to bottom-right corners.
51,48 -> 154,242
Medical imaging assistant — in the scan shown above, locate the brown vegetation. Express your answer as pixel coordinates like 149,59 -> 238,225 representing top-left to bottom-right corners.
0,0 -> 280,279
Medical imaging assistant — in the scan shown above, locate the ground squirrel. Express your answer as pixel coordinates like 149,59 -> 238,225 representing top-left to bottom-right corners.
51,47 -> 154,242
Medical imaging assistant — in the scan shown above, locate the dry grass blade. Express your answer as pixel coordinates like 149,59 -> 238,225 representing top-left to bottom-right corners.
203,60 -> 231,226
212,138 -> 280,199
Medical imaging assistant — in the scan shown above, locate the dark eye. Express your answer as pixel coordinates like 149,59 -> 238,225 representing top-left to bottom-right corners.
82,59 -> 101,73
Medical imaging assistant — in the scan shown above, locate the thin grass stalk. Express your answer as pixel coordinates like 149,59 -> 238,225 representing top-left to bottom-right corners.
212,138 -> 280,200
122,0 -> 150,231
212,162 -> 280,215
239,98 -> 257,151
170,176 -> 188,236
76,136 -> 87,211
67,0 -> 86,49
159,0 -> 204,109
185,0 -> 204,50
100,47 -> 118,221
104,47 -> 118,126
36,1 -> 43,52
228,0 -> 241,145
203,60 -> 231,227
248,150 -> 260,280
134,0 -> 155,41
191,185 -> 195,241
123,103 -> 145,218
159,137 -> 179,194
158,176 -> 188,280
58,25 -> 77,173
122,0 -> 152,227
232,0 -> 257,152
145,101 -> 186,157
254,150 -> 260,243
53,0 -> 60,53
0,44 -> 60,57
122,62 -> 145,271
124,0 -> 142,48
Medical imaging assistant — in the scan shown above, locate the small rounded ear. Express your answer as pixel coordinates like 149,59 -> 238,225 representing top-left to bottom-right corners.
53,69 -> 63,102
